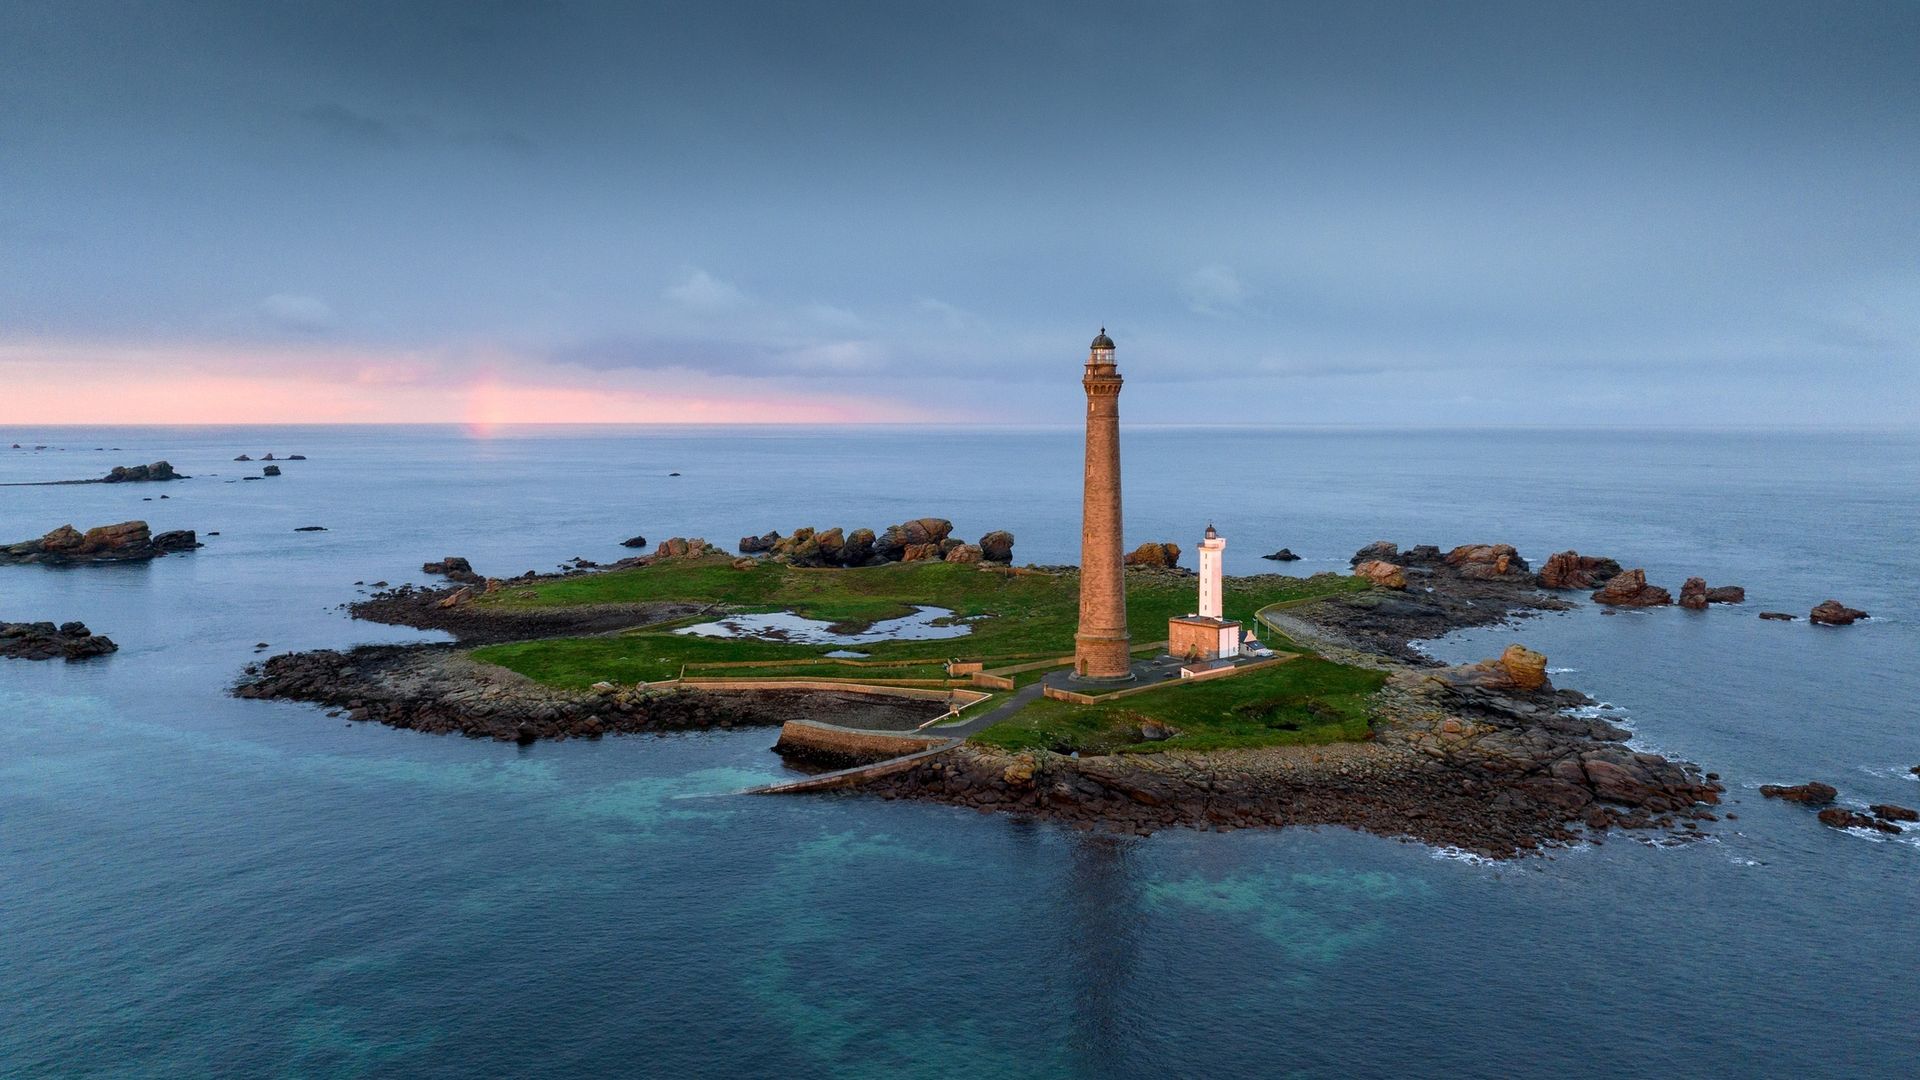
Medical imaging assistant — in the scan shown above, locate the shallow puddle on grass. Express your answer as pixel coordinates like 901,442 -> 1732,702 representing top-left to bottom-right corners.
673,606 -> 974,645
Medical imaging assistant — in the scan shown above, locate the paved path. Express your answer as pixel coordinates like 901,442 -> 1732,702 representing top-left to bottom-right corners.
923,680 -> 1046,738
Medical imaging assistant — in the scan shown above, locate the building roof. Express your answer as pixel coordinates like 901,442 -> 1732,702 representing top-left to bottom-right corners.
1090,327 -> 1115,350
1169,615 -> 1241,628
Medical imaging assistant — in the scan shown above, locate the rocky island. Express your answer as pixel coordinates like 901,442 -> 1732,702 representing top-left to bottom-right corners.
2,520 -> 202,566
234,522 -> 1726,857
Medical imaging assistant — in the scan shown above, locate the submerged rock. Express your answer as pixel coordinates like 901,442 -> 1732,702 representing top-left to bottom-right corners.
1759,781 -> 1838,805
1759,611 -> 1796,621
1818,807 -> 1900,834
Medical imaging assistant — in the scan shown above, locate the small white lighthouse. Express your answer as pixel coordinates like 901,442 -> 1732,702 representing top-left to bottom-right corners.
1197,523 -> 1225,619
1167,523 -> 1243,664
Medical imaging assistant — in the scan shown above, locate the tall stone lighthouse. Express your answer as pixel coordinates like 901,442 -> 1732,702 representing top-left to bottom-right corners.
1074,328 -> 1133,680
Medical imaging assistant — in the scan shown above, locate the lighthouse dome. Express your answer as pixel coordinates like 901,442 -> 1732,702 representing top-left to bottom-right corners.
1090,328 -> 1115,350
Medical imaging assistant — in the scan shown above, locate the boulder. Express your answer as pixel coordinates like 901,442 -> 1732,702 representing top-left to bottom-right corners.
1869,804 -> 1918,823
39,524 -> 84,552
842,528 -> 876,565
1445,543 -> 1528,579
652,538 -> 710,559
622,534 -> 650,549
1124,542 -> 1182,569
1809,600 -> 1868,626
944,543 -> 984,564
1002,754 -> 1037,786
877,518 -> 954,559
1351,540 -> 1398,565
737,531 -> 777,554
1818,807 -> 1901,834
1758,611 -> 1795,621
152,530 -> 199,551
901,542 -> 942,562
1404,544 -> 1442,561
1137,720 -> 1178,741
1680,578 -> 1743,609
1759,781 -> 1837,805
978,530 -> 1015,563
262,465 -> 281,477
80,521 -> 150,553
1498,644 -> 1549,690
1539,551 -> 1623,590
1592,569 -> 1672,607
1679,577 -> 1709,610
815,527 -> 846,564
1261,547 -> 1301,561
1353,559 -> 1407,589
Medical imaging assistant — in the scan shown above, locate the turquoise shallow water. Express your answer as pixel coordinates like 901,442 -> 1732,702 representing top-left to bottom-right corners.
2,425 -> 1917,1078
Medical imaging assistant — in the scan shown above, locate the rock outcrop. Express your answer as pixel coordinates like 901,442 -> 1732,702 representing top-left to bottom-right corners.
652,537 -> 716,560
1444,543 -> 1529,580
621,534 -> 649,549
1353,560 -> 1407,589
1539,551 -> 1622,590
1759,781 -> 1838,805
1809,600 -> 1868,626
1433,645 -> 1550,692
1261,548 -> 1301,561
1818,807 -> 1901,834
1592,569 -> 1672,607
731,519 -> 1000,568
1350,540 -> 1398,565
1870,803 -> 1918,823
1,521 -> 201,565
1679,578 -> 1746,610
421,556 -> 484,584
1,621 -> 119,661
1124,542 -> 1182,569
262,465 -> 281,477
100,461 -> 183,483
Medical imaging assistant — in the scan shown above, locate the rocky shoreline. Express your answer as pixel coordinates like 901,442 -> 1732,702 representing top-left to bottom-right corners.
230,536 -> 1726,857
235,644 -> 944,743
864,542 -> 1724,856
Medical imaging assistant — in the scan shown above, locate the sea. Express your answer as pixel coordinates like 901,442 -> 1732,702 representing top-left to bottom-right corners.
2,425 -> 1915,1079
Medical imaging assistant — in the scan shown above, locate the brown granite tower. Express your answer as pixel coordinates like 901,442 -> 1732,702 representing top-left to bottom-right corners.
1075,328 -> 1132,679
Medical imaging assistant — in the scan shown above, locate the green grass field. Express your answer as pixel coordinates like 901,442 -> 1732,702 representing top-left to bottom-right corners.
970,657 -> 1387,755
468,557 -> 1384,750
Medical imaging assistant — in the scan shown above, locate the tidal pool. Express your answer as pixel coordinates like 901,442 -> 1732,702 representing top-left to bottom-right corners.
673,606 -> 974,645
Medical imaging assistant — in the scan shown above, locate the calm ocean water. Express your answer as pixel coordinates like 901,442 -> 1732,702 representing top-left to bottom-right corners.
2,425 -> 1916,1078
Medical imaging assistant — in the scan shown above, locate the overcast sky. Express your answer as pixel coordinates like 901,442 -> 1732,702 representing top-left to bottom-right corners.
2,0 -> 1915,425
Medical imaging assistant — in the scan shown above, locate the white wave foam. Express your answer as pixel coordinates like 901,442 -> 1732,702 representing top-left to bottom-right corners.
1547,666 -> 1579,674
1428,845 -> 1498,865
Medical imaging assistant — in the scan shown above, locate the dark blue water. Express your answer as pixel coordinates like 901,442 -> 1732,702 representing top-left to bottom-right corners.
3,426 -> 1916,1078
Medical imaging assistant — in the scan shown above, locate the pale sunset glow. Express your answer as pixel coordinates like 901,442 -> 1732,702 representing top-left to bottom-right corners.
0,341 -> 938,425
